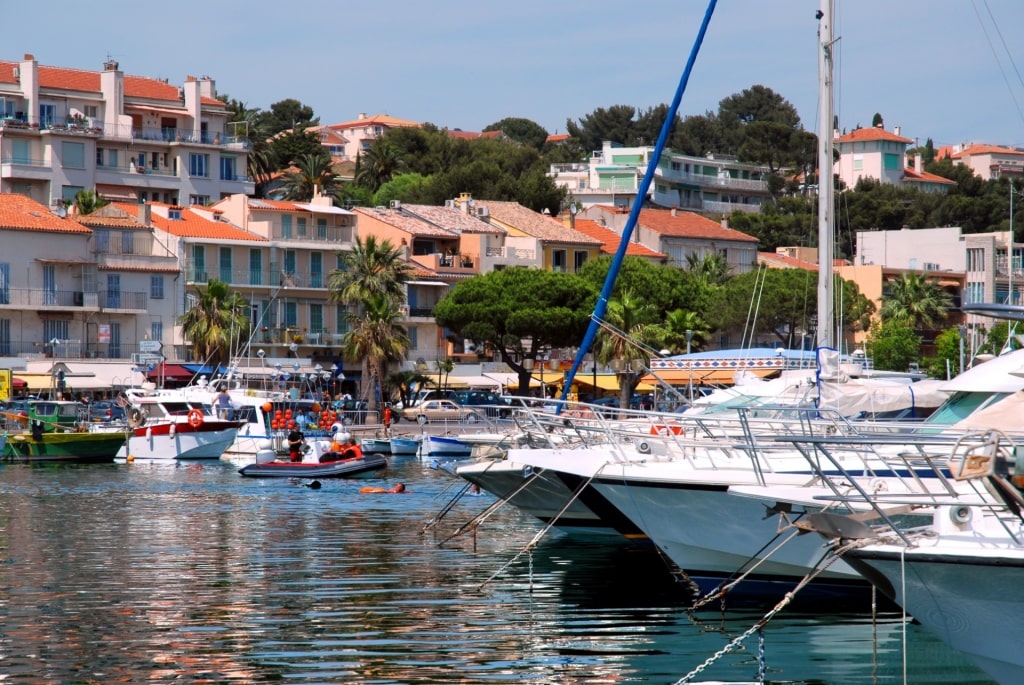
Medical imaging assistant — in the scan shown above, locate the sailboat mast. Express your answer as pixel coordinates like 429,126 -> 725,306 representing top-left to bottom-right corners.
817,0 -> 835,349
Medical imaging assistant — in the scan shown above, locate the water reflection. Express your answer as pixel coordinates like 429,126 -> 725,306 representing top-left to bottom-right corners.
0,460 -> 995,684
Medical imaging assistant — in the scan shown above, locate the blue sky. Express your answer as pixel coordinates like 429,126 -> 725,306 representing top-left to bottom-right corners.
14,0 -> 1024,148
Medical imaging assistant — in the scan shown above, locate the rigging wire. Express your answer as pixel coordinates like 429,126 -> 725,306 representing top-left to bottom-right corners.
974,0 -> 1024,128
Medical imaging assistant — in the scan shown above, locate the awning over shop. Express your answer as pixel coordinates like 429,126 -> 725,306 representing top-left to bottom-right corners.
639,368 -> 779,386
14,374 -> 53,390
51,362 -> 144,389
569,374 -> 656,392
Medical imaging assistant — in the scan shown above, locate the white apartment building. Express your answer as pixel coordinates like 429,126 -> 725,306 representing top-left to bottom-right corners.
549,141 -> 772,213
0,54 -> 253,209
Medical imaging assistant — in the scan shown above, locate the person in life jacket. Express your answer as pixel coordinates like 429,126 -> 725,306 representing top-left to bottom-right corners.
359,483 -> 406,494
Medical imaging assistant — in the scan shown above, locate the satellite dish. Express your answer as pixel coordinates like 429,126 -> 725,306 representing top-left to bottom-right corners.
569,203 -> 577,215
55,206 -> 67,218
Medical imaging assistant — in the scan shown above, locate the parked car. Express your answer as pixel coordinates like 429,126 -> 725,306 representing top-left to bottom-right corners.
400,399 -> 481,425
88,400 -> 126,423
446,389 -> 511,418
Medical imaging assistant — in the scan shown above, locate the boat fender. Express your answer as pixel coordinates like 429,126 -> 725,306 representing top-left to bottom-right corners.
146,426 -> 152,441
127,407 -> 145,428
169,423 -> 176,437
187,408 -> 204,428
330,422 -> 344,434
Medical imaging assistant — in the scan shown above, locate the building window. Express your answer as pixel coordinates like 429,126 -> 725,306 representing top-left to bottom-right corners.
336,304 -> 349,335
106,274 -> 121,309
310,252 -> 323,288
219,247 -> 232,284
317,218 -> 327,239
62,185 -> 84,203
573,250 -> 588,272
151,320 -> 163,346
309,303 -> 323,335
121,230 -> 134,254
297,217 -> 307,237
283,301 -> 297,328
39,103 -> 56,128
189,194 -> 210,206
551,249 -> 567,272
188,153 -> 209,177
84,105 -> 98,119
281,215 -> 293,239
220,155 -> 236,181
150,275 -> 164,299
62,141 -> 86,169
0,263 -> 8,305
249,249 -> 263,286
0,318 -> 8,356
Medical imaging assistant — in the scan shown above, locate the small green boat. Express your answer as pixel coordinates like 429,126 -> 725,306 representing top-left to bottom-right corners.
3,400 -> 126,463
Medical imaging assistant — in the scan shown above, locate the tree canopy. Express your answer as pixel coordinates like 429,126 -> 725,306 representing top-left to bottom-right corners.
433,268 -> 597,392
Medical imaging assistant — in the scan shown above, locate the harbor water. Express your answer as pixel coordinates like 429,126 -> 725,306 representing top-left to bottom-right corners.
0,455 -> 996,684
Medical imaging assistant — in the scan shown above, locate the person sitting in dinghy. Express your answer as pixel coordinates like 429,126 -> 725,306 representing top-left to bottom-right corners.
321,432 -> 362,462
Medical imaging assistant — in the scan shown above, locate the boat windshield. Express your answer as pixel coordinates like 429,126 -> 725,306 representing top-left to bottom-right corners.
919,390 -> 1011,427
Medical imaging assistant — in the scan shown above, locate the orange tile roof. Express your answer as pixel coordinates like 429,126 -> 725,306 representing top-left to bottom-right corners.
246,198 -> 307,212
571,218 -> 665,258
476,201 -> 603,246
835,126 -> 913,144
628,207 -> 758,243
950,144 -> 1024,158
0,60 -> 221,106
327,113 -> 421,130
546,133 -> 571,143
758,251 -> 818,271
116,202 -> 265,241
402,204 -> 505,235
902,167 -> 956,185
354,207 -> 459,238
0,194 -> 92,234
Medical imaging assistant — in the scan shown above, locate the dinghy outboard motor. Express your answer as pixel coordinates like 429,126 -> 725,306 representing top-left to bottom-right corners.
255,439 -> 277,464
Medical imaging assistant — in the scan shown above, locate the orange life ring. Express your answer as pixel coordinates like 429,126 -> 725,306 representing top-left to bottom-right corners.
187,408 -> 204,428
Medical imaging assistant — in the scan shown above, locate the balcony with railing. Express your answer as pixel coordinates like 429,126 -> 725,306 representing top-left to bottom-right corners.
0,153 -> 51,179
0,288 -> 99,310
413,252 -> 478,274
269,224 -> 354,244
254,326 -> 348,348
99,290 -> 147,312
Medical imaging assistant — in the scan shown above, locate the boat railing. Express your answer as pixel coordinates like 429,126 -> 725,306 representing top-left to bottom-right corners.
505,399 -> 1002,487
769,427 -> 1024,545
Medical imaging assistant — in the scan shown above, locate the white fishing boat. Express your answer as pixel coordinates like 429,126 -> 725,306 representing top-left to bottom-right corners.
388,436 -> 421,456
119,385 -> 239,461
420,434 -> 473,458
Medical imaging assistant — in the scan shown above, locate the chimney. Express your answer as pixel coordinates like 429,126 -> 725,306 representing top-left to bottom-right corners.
894,125 -> 901,137
670,206 -> 677,218
721,216 -> 730,230
915,153 -> 922,174
136,203 -> 151,226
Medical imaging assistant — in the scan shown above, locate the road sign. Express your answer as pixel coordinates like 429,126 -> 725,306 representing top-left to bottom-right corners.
139,340 -> 163,353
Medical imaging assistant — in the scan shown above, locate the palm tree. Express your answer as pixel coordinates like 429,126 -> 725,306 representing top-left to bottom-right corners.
73,189 -> 107,215
685,252 -> 731,285
355,138 -> 404,192
656,309 -> 711,353
879,272 -> 954,331
342,294 -> 411,414
593,290 -> 660,413
327,235 -> 413,306
178,279 -> 250,373
278,151 -> 343,202
329,236 -> 414,411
